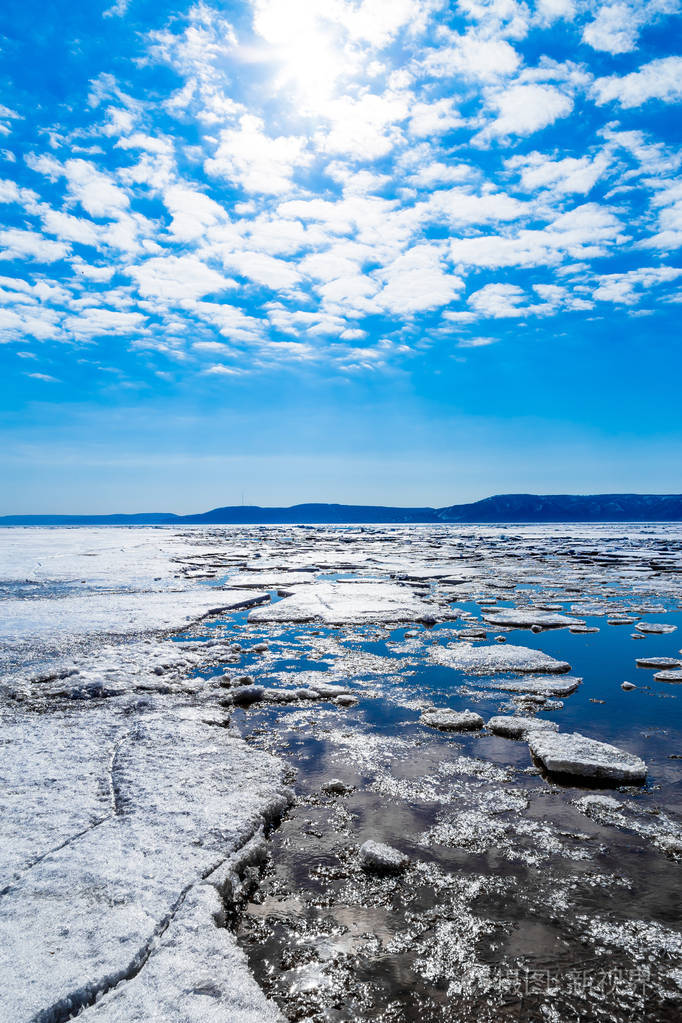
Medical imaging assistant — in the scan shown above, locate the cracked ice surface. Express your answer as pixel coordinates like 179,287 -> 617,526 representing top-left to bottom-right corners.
248,580 -> 442,625
0,528 -> 290,1022
0,710 -> 291,1022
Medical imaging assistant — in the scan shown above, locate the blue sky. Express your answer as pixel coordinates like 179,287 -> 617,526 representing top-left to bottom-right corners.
1,0 -> 681,512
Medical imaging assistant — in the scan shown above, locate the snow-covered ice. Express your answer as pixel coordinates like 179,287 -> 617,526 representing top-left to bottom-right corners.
429,642 -> 571,674
487,715 -> 559,739
358,840 -> 410,874
653,669 -> 682,682
0,710 -> 291,1022
482,608 -> 584,629
420,708 -> 484,731
528,731 -> 648,784
249,581 -> 442,625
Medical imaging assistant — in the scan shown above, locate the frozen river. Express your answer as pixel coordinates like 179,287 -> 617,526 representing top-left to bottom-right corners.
0,525 -> 681,1022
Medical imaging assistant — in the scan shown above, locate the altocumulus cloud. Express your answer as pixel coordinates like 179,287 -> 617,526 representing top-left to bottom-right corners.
0,0 -> 681,377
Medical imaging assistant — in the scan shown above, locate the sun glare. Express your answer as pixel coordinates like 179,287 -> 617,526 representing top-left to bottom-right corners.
254,1 -> 351,111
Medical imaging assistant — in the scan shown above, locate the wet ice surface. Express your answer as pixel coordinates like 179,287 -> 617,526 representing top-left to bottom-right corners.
2,524 -> 682,1022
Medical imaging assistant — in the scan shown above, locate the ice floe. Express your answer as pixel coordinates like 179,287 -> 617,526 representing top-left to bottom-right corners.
420,708 -> 484,731
249,581 -> 441,625
428,642 -> 571,674
635,621 -> 677,634
653,669 -> 682,682
528,731 -> 648,784
482,608 -> 584,629
636,656 -> 682,668
487,715 -> 559,739
358,840 -> 410,874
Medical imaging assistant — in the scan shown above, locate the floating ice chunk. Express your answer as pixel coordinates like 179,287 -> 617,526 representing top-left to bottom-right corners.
307,682 -> 353,698
358,839 -> 409,873
635,622 -> 677,635
570,625 -> 600,634
487,716 -> 559,740
429,642 -> 571,675
483,609 -> 583,629
528,731 -> 648,784
608,617 -> 636,625
636,657 -> 682,669
420,708 -> 484,731
621,682 -> 636,691
262,688 -> 321,703
653,669 -> 682,683
248,581 -> 440,625
334,694 -> 358,707
224,685 -> 265,706
485,676 -> 581,697
575,794 -> 622,814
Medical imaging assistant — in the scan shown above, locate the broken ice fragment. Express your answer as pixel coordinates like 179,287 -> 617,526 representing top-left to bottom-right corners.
635,622 -> 677,635
428,642 -> 571,674
653,669 -> 682,683
358,839 -> 409,874
528,731 -> 648,784
636,657 -> 682,669
420,708 -> 484,731
487,716 -> 559,740
483,609 -> 583,629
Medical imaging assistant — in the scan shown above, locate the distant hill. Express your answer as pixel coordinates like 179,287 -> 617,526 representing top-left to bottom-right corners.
2,494 -> 682,525
436,493 -> 682,522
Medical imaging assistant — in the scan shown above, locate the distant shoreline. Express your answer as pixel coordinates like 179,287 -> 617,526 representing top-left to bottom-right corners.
2,493 -> 682,525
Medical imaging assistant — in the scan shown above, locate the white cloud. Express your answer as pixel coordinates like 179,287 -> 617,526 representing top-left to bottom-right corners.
407,98 -> 463,138
63,159 -> 131,217
457,0 -> 531,40
485,83 -> 573,137
506,151 -> 609,195
40,209 -> 101,247
450,203 -> 623,269
317,91 -> 409,160
593,56 -> 682,108
0,229 -> 69,263
424,32 -> 521,81
458,335 -> 499,347
64,307 -> 147,339
0,179 -> 39,209
203,363 -> 245,376
128,255 -> 236,300
535,0 -> 576,25
218,250 -> 301,290
372,244 -> 464,314
103,0 -> 131,18
467,282 -> 553,317
205,115 -> 309,194
163,185 -> 227,241
582,3 -> 640,54
583,1 -> 680,55
592,266 -> 682,304
429,188 -> 528,226
190,301 -> 265,342
115,132 -> 173,155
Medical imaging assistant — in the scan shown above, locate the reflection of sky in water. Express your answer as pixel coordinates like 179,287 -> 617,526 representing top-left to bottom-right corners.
221,597 -> 682,788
